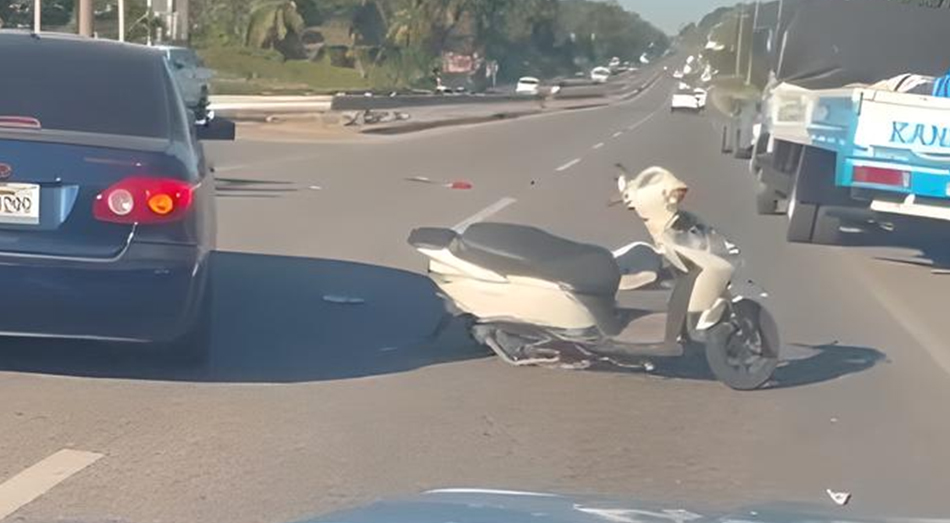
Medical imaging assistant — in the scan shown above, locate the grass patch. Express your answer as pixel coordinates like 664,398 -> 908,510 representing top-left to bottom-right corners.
199,46 -> 371,95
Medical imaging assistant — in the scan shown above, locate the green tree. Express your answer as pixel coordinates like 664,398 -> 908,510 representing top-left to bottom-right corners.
245,0 -> 306,57
0,0 -> 73,29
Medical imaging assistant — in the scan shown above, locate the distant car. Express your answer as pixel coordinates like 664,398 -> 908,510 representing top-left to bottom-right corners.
590,67 -> 611,84
0,31 -> 235,361
672,69 -> 685,79
671,87 -> 704,112
693,87 -> 708,108
515,76 -> 541,96
157,45 -> 213,121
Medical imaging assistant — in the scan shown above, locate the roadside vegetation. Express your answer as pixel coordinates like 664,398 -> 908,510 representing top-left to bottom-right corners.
1,0 -> 669,93
189,0 -> 669,93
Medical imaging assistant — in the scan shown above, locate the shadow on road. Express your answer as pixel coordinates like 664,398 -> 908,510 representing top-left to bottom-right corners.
0,251 -> 488,383
215,177 -> 300,199
0,251 -> 883,389
837,220 -> 950,272
639,342 -> 885,390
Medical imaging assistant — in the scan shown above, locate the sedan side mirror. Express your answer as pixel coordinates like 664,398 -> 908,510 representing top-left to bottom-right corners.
196,117 -> 236,141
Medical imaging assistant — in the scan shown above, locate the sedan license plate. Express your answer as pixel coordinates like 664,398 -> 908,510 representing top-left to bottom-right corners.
0,183 -> 40,225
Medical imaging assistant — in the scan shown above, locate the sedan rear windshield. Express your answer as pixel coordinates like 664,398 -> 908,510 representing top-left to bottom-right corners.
0,39 -> 170,138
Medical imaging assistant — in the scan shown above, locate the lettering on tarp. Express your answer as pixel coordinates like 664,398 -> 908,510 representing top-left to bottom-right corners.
890,121 -> 950,148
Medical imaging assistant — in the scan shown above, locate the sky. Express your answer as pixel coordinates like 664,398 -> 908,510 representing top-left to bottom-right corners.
618,0 -> 739,34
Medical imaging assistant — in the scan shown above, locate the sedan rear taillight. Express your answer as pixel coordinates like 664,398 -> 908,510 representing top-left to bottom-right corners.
93,177 -> 194,224
852,166 -> 910,188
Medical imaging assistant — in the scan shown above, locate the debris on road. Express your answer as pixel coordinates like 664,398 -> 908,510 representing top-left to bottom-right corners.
406,176 -> 473,190
322,294 -> 366,305
826,489 -> 851,506
308,185 -> 323,191
343,109 -> 412,127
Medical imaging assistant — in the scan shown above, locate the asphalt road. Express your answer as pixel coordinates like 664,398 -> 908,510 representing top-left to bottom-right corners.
2,73 -> 950,523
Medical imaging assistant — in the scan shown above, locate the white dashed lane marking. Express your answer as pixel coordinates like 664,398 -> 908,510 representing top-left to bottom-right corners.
453,197 -> 518,232
0,449 -> 103,521
555,158 -> 582,172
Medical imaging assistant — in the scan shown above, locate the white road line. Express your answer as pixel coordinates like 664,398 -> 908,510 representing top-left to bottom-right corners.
453,197 -> 517,232
0,449 -> 103,521
555,158 -> 582,172
612,131 -> 623,138
592,142 -> 605,150
626,107 -> 662,133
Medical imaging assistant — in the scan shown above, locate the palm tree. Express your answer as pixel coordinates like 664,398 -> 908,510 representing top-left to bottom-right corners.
245,0 -> 305,55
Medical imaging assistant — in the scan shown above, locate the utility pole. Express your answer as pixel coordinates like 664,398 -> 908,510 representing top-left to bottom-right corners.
146,0 -> 153,45
775,0 -> 784,52
77,0 -> 93,36
747,1 -> 760,84
33,0 -> 41,32
177,0 -> 189,42
118,0 -> 125,41
734,5 -> 745,78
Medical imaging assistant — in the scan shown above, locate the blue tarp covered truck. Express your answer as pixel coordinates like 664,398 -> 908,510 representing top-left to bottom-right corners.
731,0 -> 950,244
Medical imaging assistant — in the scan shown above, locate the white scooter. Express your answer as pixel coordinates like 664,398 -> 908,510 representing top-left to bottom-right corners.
408,165 -> 780,390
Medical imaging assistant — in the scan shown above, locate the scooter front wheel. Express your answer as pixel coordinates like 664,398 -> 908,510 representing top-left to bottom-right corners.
705,300 -> 779,390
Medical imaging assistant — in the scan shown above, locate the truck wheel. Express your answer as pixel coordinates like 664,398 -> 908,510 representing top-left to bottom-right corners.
734,129 -> 753,159
721,126 -> 734,154
755,181 -> 780,215
811,206 -> 842,245
786,184 -> 817,243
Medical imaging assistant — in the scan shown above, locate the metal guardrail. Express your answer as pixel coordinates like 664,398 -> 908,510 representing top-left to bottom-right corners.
209,95 -> 333,114
208,70 -> 642,115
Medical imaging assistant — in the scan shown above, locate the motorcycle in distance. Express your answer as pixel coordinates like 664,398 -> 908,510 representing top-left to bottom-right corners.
407,165 -> 780,390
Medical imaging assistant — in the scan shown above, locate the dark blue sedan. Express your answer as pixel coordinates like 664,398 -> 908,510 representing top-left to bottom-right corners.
0,31 -> 233,361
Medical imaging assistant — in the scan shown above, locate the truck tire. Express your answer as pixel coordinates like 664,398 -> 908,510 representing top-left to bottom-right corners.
786,184 -> 817,243
785,146 -> 850,244
734,128 -> 753,159
721,125 -> 734,154
755,181 -> 780,215
811,206 -> 842,245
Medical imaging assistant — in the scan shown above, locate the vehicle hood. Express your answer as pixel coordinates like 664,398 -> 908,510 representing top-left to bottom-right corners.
300,488 -> 940,523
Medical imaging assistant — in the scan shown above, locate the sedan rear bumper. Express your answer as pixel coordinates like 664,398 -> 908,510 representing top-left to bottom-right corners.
0,241 -> 209,343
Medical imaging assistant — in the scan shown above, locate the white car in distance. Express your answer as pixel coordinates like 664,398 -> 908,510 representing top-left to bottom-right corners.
515,76 -> 541,95
693,87 -> 708,108
671,86 -> 706,113
591,66 -> 611,83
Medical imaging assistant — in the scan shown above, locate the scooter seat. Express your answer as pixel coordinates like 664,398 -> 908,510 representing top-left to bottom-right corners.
454,223 -> 621,295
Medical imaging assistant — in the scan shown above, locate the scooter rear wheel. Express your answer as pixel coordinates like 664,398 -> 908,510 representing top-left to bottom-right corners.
705,300 -> 779,390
